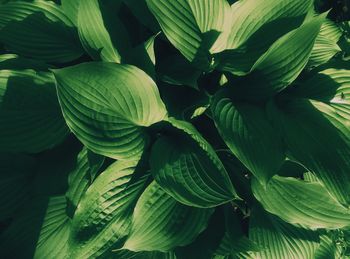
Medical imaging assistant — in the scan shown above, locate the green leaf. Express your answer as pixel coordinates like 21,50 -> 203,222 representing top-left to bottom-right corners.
146,0 -> 231,70
150,118 -> 238,208
78,0 -> 128,62
211,90 -> 285,186
0,0 -> 83,63
0,55 -> 69,153
123,181 -> 214,252
65,147 -> 104,216
70,159 -> 149,258
308,20 -> 342,68
217,0 -> 313,74
237,13 -> 326,99
268,98 -> 350,206
315,234 -> 337,259
0,196 -> 70,259
250,205 -> 319,259
61,0 -> 80,25
52,62 -> 167,160
252,175 -> 350,229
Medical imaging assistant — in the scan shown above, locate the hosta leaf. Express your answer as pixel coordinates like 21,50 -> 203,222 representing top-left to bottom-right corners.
150,118 -> 237,208
217,0 -> 313,74
78,0 -> 127,63
146,0 -> 231,70
315,234 -> 337,259
0,196 -> 70,259
0,55 -> 69,153
71,160 -> 149,258
61,0 -> 80,25
123,181 -> 214,252
239,14 -> 325,99
211,90 -> 285,186
308,20 -> 342,68
268,98 -> 350,206
53,62 -> 167,160
250,205 -> 319,259
0,153 -> 36,221
0,0 -> 83,63
252,176 -> 350,229
65,147 -> 104,216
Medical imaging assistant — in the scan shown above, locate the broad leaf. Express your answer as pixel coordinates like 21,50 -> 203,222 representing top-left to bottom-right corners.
0,55 -> 69,153
217,0 -> 313,74
268,98 -> 350,206
146,0 -> 231,70
315,234 -> 338,259
65,147 -> 104,216
150,118 -> 238,208
123,181 -> 214,252
53,62 -> 167,160
250,205 -> 319,259
71,160 -> 149,258
308,20 -> 342,68
237,13 -> 325,99
252,176 -> 350,229
211,90 -> 285,186
78,0 -> 128,62
61,0 -> 80,25
0,0 -> 83,63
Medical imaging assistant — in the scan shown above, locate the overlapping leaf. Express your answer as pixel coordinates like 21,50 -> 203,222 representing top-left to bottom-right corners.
252,176 -> 350,229
123,181 -> 214,252
53,62 -> 167,159
217,0 -> 313,74
78,0 -> 128,62
150,118 -> 238,208
70,160 -> 149,258
0,0 -> 83,63
146,0 -> 231,70
268,98 -> 350,206
250,206 -> 319,259
0,55 -> 69,153
211,90 -> 285,186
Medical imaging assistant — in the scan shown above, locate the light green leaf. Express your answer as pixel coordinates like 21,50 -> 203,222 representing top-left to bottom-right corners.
252,175 -> 350,229
239,13 -> 325,99
146,0 -> 231,70
308,20 -> 342,68
0,55 -> 69,153
211,90 -> 285,186
268,98 -> 350,206
123,181 -> 214,252
0,0 -> 83,63
150,118 -> 238,208
53,62 -> 167,160
61,0 -> 80,25
65,147 -> 104,216
250,205 -> 319,259
315,234 -> 337,259
71,160 -> 149,258
217,0 -> 313,74
78,0 -> 127,62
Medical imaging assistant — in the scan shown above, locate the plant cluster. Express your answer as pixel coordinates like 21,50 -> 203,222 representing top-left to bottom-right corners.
1,0 -> 350,258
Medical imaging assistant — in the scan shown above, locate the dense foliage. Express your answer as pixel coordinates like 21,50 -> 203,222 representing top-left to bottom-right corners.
1,0 -> 350,258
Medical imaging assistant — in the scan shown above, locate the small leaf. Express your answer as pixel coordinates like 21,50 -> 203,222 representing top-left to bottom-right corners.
252,175 -> 350,229
150,118 -> 238,208
53,62 -> 167,160
123,181 -> 214,252
0,0 -> 83,63
211,89 -> 285,186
